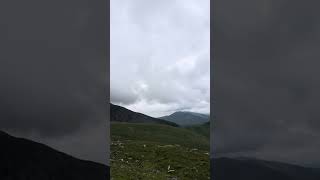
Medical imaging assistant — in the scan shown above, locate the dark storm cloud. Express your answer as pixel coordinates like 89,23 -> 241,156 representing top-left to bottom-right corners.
213,0 -> 320,166
0,0 -> 108,164
0,0 -> 107,137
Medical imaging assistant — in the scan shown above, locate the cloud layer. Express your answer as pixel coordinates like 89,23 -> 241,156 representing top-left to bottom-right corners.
0,0 -> 108,164
212,0 -> 320,167
111,0 -> 210,117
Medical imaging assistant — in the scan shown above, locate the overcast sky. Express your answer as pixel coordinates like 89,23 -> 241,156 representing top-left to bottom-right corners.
213,0 -> 320,167
0,0 -> 108,165
111,0 -> 210,117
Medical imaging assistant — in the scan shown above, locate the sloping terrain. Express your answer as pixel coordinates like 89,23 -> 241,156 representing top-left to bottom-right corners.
212,157 -> 320,180
111,103 -> 178,127
0,131 -> 109,180
186,121 -> 210,139
111,122 -> 210,180
160,111 -> 209,126
111,122 -> 209,150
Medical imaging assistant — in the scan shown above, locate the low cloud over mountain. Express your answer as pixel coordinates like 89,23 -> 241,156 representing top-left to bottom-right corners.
0,0 -> 108,165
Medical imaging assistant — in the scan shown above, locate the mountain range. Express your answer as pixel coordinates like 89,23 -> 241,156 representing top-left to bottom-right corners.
211,157 -> 320,180
111,104 -> 320,179
160,111 -> 209,126
0,130 -> 109,180
110,103 -> 179,127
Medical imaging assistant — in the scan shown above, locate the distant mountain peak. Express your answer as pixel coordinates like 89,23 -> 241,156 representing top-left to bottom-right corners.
160,111 -> 209,126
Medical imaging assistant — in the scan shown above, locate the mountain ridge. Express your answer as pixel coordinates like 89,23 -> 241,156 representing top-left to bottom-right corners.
211,157 -> 320,180
0,130 -> 109,180
110,103 -> 179,127
160,111 -> 209,126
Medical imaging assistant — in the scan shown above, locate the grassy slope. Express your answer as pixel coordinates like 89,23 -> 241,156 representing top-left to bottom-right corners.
185,122 -> 210,139
111,122 -> 210,180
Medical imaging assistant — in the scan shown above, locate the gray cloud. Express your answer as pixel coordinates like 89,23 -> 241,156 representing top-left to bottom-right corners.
212,0 -> 320,167
111,0 -> 210,117
0,0 -> 108,164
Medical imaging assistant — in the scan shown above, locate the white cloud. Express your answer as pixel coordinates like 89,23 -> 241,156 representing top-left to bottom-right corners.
111,0 -> 210,117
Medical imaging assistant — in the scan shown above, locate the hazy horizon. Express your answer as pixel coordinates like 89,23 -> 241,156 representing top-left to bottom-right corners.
111,102 -> 210,118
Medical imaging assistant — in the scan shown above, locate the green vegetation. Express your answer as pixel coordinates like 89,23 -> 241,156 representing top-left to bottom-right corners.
110,122 -> 210,180
185,122 -> 210,139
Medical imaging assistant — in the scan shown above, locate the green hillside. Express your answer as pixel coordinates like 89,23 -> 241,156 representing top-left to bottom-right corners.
185,122 -> 210,139
111,122 -> 210,180
111,122 -> 209,150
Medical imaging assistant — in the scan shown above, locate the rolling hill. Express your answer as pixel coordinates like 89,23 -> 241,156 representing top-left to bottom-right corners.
0,131 -> 109,180
111,122 -> 210,179
160,111 -> 209,126
111,122 -> 209,150
110,103 -> 178,127
212,157 -> 320,180
110,104 -> 210,179
186,121 -> 210,139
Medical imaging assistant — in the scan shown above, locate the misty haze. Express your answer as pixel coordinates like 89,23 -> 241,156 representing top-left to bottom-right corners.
212,0 -> 320,179
0,0 -> 109,179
